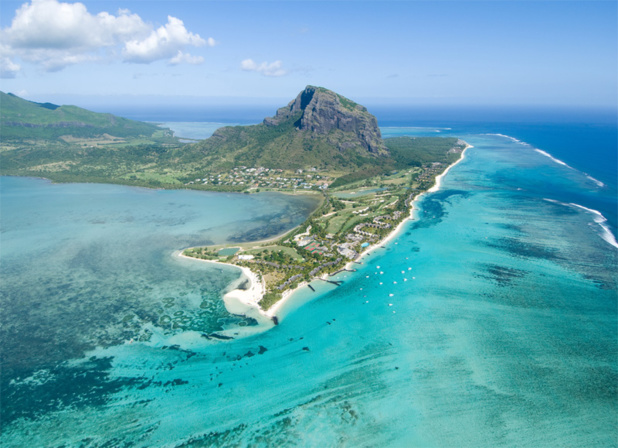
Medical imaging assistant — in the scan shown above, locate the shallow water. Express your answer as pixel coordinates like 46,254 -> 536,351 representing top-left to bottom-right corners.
0,179 -> 319,426
160,122 -> 240,141
1,133 -> 617,447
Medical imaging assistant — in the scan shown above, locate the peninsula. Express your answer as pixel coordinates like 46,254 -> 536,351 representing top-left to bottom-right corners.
178,87 -> 469,318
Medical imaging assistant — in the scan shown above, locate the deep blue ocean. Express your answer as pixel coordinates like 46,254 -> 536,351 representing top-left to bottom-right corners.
1,105 -> 616,447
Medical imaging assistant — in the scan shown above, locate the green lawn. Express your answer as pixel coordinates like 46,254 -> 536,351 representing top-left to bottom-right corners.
325,213 -> 351,234
340,215 -> 367,234
245,245 -> 304,260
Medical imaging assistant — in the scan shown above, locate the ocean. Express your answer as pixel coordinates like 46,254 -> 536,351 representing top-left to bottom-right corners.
1,106 -> 616,447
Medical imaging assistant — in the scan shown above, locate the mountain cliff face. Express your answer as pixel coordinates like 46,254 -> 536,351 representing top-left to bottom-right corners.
191,86 -> 389,171
263,86 -> 387,155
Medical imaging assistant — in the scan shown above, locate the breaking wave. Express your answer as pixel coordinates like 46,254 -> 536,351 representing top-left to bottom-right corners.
486,133 -> 605,189
544,199 -> 618,249
534,149 -> 571,168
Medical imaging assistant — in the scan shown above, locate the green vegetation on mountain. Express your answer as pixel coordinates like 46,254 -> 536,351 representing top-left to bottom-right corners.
0,91 -> 183,187
0,87 -> 465,193
0,92 -> 170,141
181,86 -> 388,172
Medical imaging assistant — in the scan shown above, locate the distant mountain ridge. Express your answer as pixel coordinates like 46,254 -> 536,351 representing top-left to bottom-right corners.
186,86 -> 389,171
0,91 -> 162,140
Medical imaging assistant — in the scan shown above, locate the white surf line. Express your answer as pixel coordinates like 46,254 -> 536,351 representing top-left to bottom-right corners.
486,133 -> 573,166
382,126 -> 452,131
543,198 -> 618,249
487,133 -> 605,189
569,203 -> 618,249
543,198 -> 562,205
585,175 -> 605,188
534,149 -> 604,187
534,150 -> 604,188
483,133 -> 527,145
534,148 -> 572,169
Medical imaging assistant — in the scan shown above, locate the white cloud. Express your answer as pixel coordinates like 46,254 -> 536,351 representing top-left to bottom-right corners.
0,0 -> 213,73
169,51 -> 205,66
123,16 -> 210,63
241,59 -> 287,77
0,57 -> 21,79
4,0 -> 149,50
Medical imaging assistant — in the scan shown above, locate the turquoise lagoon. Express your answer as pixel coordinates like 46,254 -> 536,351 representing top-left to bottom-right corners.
159,122 -> 241,142
1,131 -> 617,447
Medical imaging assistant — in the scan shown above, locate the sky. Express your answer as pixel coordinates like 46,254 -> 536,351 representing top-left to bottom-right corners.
0,0 -> 616,108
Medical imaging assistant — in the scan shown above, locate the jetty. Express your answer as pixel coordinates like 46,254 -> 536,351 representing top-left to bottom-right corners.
330,268 -> 356,276
319,278 -> 343,286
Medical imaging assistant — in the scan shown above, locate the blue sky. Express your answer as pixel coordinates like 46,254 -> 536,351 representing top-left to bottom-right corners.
0,0 -> 616,108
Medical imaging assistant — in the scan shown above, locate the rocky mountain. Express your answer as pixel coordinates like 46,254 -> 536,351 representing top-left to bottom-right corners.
263,86 -> 387,155
186,86 -> 389,171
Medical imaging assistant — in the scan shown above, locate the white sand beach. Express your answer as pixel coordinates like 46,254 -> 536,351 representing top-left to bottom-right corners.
266,280 -> 309,317
427,143 -> 472,193
176,252 -> 274,326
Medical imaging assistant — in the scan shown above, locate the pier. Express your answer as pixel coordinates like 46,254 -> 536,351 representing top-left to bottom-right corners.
330,268 -> 356,276
318,278 -> 343,286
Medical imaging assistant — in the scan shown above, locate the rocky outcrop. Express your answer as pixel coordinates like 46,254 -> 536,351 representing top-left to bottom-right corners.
187,86 -> 391,172
264,86 -> 388,156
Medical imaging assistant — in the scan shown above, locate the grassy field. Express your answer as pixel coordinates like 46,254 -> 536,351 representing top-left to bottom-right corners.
325,214 -> 350,234
244,245 -> 304,260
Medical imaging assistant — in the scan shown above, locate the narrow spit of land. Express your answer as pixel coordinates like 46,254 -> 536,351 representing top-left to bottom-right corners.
180,143 -> 472,322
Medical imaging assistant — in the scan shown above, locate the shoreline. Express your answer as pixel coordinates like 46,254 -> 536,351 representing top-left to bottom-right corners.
427,143 -> 472,194
176,252 -> 275,326
182,193 -> 327,253
344,143 -> 472,269
178,143 -> 472,324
